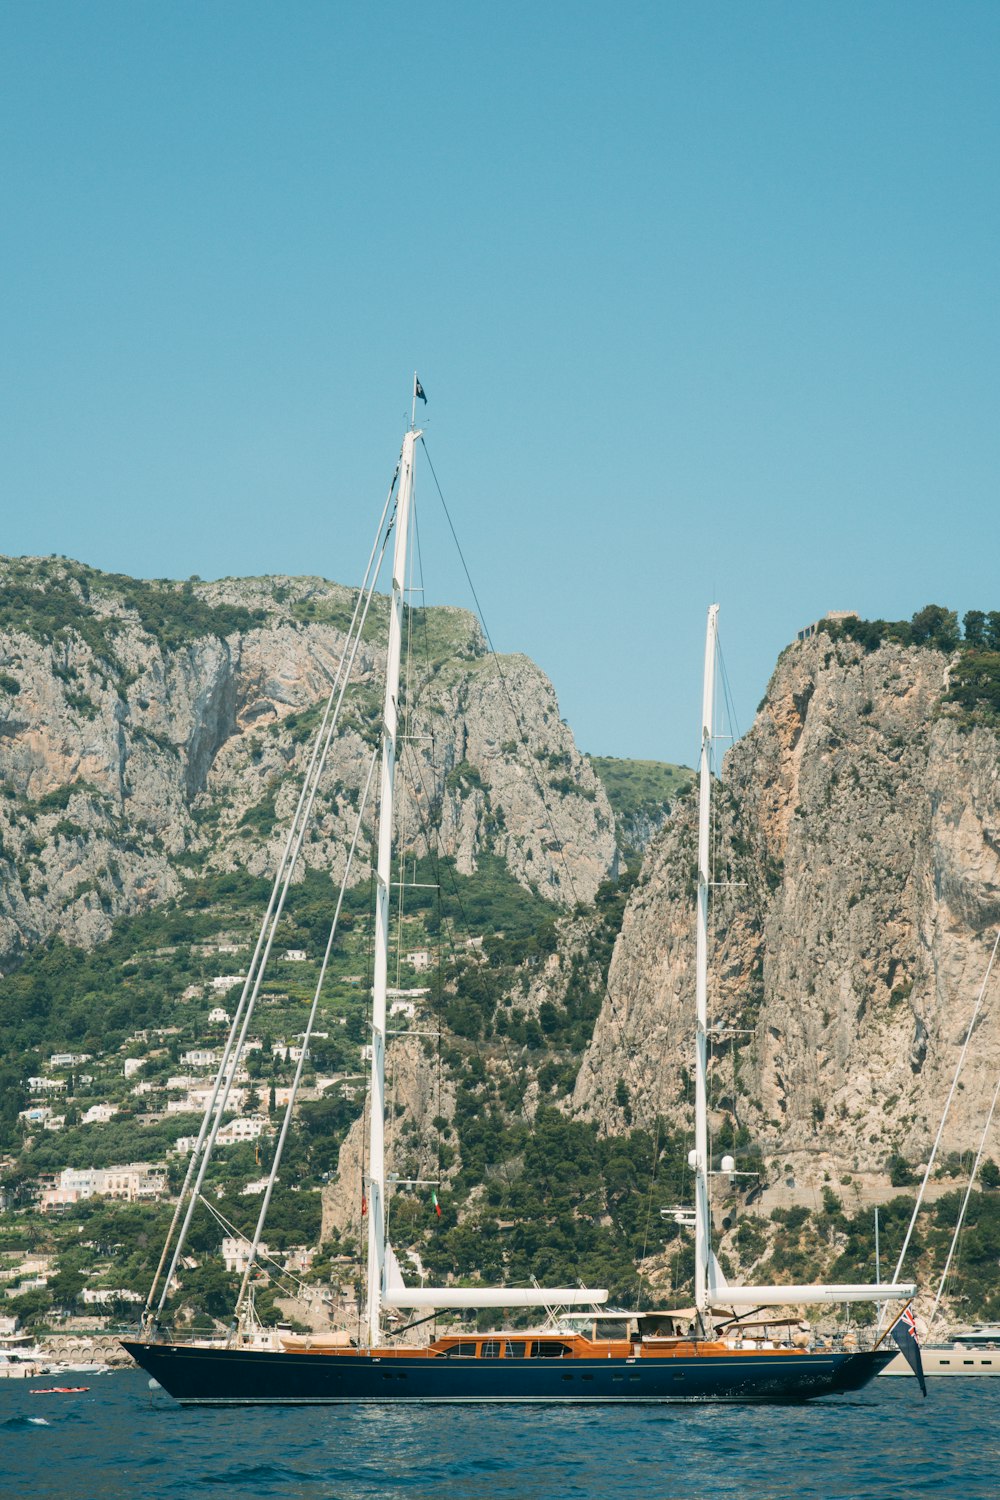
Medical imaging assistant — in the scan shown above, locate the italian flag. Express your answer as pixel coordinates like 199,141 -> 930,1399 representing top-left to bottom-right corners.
431,1190 -> 442,1217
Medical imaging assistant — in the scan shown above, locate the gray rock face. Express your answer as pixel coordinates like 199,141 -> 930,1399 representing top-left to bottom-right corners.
0,560 -> 617,962
576,635 -> 1000,1183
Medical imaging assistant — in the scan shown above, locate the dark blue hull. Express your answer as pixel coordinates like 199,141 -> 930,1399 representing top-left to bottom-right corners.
122,1341 -> 895,1405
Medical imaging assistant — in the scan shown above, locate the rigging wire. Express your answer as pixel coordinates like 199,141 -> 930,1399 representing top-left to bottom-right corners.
396,520 -> 563,1207
420,440 -> 694,1298
144,463 -> 399,1325
890,927 -> 1000,1300
195,1194 -> 315,1304
421,439 -> 654,1106
160,521 -> 394,1313
356,819 -> 379,1344
930,1063 -> 1000,1328
234,750 -> 378,1323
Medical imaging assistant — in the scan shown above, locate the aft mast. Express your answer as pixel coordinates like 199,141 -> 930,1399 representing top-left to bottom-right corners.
693,604 -> 718,1326
366,418 -> 419,1348
687,602 -> 917,1318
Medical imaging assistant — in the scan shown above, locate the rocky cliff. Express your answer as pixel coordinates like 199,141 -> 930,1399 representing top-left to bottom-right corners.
0,556 -> 616,964
575,631 -> 1000,1190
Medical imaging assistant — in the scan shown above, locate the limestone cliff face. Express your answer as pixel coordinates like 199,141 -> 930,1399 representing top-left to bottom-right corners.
321,1034 -> 453,1246
575,634 -> 1000,1180
0,560 -> 616,962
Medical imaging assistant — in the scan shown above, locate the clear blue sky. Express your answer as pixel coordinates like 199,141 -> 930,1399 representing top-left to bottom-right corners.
2,2 -> 998,764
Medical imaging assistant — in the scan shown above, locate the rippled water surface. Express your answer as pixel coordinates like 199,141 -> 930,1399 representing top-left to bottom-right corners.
1,1369 -> 996,1499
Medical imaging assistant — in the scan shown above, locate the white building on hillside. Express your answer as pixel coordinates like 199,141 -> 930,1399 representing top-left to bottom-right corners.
222,1236 -> 270,1274
81,1104 -> 118,1125
181,1049 -> 221,1069
40,1163 -> 166,1210
217,1115 -> 269,1145
82,1287 -> 143,1306
19,1105 -> 54,1124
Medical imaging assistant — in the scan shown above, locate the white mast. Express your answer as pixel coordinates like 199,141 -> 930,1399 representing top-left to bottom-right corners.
688,603 -> 916,1318
694,603 -> 719,1323
365,422 -> 419,1348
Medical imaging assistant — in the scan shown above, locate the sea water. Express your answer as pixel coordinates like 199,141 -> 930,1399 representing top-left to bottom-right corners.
1,1368 -> 995,1499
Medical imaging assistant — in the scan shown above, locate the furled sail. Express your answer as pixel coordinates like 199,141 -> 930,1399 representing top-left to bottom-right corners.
381,1240 -> 607,1309
709,1282 -> 916,1308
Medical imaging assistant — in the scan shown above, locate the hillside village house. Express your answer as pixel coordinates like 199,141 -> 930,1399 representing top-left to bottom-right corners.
81,1287 -> 143,1307
167,1086 -> 247,1114
180,1042 -> 261,1070
405,949 -> 431,971
173,1115 -> 269,1154
1,1255 -> 53,1296
18,1105 -> 64,1130
222,1235 -> 270,1274
81,1104 -> 118,1125
39,1163 -> 167,1210
220,1237 -> 314,1277
218,1116 -> 270,1144
181,1049 -> 221,1069
271,1042 -> 309,1064
211,975 -> 244,993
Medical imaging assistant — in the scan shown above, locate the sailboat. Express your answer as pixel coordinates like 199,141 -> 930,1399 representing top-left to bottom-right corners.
123,391 -> 919,1404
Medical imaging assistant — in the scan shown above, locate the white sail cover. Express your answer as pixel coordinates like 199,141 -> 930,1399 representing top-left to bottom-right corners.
708,1282 -> 916,1308
381,1240 -> 607,1309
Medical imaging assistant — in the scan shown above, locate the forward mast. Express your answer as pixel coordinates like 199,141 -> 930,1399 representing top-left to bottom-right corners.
365,422 -> 418,1346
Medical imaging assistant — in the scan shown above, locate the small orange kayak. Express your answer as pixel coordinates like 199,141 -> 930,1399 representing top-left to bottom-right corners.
30,1386 -> 90,1394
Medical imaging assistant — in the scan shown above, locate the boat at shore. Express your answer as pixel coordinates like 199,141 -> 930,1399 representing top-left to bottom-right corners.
124,387 -> 920,1405
0,1352 -> 51,1380
0,1337 -> 105,1379
884,1326 -> 1000,1378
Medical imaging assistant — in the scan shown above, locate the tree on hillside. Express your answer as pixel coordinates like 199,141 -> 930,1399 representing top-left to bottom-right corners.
910,605 -> 959,652
963,610 -> 986,647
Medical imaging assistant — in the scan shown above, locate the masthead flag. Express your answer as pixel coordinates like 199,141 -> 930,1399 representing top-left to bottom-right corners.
890,1306 -> 927,1397
414,376 -> 427,404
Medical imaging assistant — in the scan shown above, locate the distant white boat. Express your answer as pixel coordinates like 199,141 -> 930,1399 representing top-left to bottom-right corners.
0,1346 -> 51,1379
883,1330 -> 1000,1378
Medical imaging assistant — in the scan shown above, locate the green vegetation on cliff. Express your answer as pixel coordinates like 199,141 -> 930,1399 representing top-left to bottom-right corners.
0,556 -> 265,657
391,1108 -> 692,1308
588,755 -> 691,855
0,846 -> 643,1327
819,602 -> 1000,727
